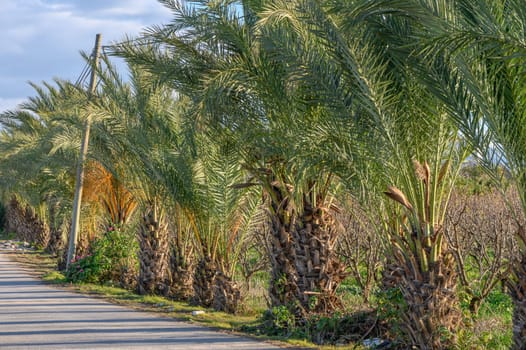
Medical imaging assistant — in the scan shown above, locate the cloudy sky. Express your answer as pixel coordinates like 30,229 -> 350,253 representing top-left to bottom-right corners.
0,0 -> 173,113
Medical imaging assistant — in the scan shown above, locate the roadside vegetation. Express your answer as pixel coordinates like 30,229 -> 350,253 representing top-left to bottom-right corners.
1,1 -> 526,349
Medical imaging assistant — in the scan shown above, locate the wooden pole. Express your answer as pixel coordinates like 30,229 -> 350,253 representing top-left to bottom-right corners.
66,34 -> 102,269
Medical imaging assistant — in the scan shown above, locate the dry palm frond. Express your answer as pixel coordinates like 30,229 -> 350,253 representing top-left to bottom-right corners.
423,161 -> 431,184
413,159 -> 426,181
384,186 -> 413,210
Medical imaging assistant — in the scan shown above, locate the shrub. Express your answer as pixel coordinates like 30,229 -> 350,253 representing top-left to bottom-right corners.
262,305 -> 297,336
66,226 -> 138,285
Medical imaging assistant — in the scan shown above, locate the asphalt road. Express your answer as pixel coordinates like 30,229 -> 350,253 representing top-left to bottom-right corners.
0,252 -> 282,349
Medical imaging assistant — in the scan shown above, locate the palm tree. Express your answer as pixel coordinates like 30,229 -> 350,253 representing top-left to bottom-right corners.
186,135 -> 263,312
113,0 -> 349,318
0,80 -> 88,251
259,1 -> 470,347
85,56 -> 188,295
0,71 -> 146,260
420,1 -> 526,347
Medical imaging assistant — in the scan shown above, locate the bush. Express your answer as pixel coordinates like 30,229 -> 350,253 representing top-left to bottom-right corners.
66,226 -> 138,285
262,305 -> 297,336
254,306 -> 387,346
374,287 -> 408,344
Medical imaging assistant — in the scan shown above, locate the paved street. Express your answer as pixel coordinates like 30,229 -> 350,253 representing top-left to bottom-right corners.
0,252 -> 281,349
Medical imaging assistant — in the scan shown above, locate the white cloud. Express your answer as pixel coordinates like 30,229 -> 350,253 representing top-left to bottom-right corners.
0,0 -> 172,102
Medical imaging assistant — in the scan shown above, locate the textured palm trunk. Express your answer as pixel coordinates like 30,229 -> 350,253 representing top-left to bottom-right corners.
14,204 -> 49,248
508,254 -> 526,350
267,181 -> 346,318
27,206 -> 50,249
212,261 -> 242,314
192,255 -> 242,313
4,196 -> 24,237
21,205 -> 35,243
137,203 -> 169,295
382,161 -> 463,349
384,246 -> 462,349
192,256 -> 216,307
167,244 -> 194,301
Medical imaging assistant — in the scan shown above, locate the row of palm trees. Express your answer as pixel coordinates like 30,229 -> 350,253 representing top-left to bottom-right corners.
2,0 -> 526,348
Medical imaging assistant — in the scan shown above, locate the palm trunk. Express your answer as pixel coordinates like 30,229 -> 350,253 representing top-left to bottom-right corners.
507,254 -> 526,350
4,196 -> 24,238
16,205 -> 49,248
30,207 -> 50,249
213,266 -> 242,314
383,229 -> 463,349
137,203 -> 169,295
192,256 -> 216,307
46,202 -> 65,255
267,181 -> 346,318
192,255 -> 242,313
21,205 -> 34,243
167,243 -> 194,301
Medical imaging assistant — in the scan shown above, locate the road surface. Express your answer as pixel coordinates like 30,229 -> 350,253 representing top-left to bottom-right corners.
0,252 -> 283,349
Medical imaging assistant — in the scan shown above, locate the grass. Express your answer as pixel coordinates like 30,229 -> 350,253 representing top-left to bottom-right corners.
456,289 -> 513,349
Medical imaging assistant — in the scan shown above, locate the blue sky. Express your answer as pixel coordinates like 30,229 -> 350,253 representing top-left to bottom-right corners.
0,0 -> 173,113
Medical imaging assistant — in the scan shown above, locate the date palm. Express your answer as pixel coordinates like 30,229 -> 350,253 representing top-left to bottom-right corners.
0,80 -> 88,250
113,0 -> 350,318
0,72 -> 148,261
421,1 -> 526,347
177,136 -> 261,312
85,56 -> 192,295
260,0 -> 470,347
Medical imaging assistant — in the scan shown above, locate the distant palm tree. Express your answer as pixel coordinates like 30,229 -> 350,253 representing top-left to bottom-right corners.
0,79 -> 88,251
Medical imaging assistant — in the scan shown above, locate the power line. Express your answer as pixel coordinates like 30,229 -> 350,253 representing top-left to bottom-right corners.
74,61 -> 91,87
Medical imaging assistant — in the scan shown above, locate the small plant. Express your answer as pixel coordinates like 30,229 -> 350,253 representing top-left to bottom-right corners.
66,253 -> 100,283
262,305 -> 297,336
374,287 -> 408,344
66,225 -> 138,285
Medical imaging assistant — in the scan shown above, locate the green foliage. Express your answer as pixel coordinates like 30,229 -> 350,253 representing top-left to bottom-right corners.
66,251 -> 103,283
454,288 -> 513,349
255,305 -> 383,346
261,305 -> 297,337
66,226 -> 138,284
478,290 -> 513,320
374,287 -> 407,342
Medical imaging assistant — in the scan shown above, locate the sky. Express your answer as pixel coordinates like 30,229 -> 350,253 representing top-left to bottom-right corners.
0,0 -> 173,113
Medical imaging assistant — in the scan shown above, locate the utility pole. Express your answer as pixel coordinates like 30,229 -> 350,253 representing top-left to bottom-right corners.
66,34 -> 102,269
